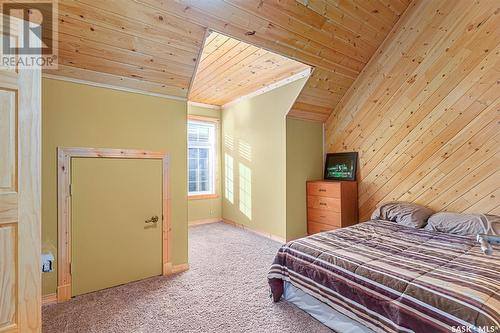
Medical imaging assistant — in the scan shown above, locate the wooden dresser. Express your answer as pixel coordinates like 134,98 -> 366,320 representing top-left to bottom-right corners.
307,180 -> 358,235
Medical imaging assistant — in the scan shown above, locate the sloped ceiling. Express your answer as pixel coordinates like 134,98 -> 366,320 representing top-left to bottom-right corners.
45,0 -> 410,121
189,31 -> 310,106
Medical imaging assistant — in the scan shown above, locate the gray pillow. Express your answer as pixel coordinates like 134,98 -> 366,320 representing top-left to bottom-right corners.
424,212 -> 500,236
371,201 -> 434,228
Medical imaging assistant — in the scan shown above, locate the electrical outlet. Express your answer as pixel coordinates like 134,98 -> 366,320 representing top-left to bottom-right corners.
42,262 -> 51,272
42,253 -> 54,273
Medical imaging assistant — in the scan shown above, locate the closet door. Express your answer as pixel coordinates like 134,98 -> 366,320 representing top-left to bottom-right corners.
71,158 -> 163,296
0,17 -> 41,333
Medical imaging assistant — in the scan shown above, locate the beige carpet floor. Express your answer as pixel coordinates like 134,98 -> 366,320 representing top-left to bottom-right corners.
42,222 -> 333,332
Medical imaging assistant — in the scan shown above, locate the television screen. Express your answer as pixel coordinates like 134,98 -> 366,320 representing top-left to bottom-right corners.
324,152 -> 358,181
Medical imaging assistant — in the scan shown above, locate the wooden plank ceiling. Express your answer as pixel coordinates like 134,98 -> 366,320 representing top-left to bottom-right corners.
189,32 -> 310,106
45,0 -> 410,121
44,0 -> 205,98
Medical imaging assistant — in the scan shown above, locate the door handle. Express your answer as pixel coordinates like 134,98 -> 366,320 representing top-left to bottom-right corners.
145,216 -> 159,224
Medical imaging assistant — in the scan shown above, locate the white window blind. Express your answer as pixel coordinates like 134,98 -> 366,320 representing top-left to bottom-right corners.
188,120 -> 216,196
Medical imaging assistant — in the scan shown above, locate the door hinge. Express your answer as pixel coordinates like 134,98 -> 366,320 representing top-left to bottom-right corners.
69,184 -> 73,196
69,262 -> 72,275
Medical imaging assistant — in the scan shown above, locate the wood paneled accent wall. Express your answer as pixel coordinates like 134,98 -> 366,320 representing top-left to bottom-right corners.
325,0 -> 500,221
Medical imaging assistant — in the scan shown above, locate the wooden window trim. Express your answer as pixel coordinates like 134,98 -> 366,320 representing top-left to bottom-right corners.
56,147 -> 172,302
188,193 -> 219,200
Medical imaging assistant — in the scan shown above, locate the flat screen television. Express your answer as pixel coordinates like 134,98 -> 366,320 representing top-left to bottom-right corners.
324,152 -> 358,181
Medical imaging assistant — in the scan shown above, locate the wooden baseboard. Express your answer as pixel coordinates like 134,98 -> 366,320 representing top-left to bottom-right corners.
42,293 -> 58,306
222,219 -> 286,243
57,284 -> 71,302
172,263 -> 189,274
164,262 -> 189,275
163,262 -> 173,275
188,218 -> 222,226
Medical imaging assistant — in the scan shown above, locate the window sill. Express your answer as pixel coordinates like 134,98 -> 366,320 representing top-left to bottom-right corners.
188,194 -> 219,200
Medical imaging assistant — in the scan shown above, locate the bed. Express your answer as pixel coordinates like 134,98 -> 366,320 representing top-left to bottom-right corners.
268,219 -> 500,333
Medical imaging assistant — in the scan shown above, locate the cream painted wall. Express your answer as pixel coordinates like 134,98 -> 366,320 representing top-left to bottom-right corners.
187,105 -> 222,223
221,78 -> 307,239
42,78 -> 188,295
286,118 -> 324,241
188,104 -> 220,119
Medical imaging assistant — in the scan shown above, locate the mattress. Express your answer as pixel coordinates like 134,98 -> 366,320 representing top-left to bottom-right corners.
283,281 -> 375,333
268,220 -> 500,333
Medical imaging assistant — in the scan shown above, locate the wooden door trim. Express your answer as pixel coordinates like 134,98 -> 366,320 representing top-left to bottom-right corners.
57,147 -> 172,302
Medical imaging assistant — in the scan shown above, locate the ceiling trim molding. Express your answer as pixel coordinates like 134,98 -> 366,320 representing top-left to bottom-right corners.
187,101 -> 222,110
221,67 -> 312,109
42,73 -> 188,102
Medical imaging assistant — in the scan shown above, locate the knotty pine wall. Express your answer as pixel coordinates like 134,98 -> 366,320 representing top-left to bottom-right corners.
325,0 -> 499,221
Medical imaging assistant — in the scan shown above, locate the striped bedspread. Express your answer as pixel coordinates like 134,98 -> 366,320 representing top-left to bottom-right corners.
268,220 -> 500,333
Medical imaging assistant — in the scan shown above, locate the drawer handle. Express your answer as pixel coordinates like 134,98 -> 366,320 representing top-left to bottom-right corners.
320,215 -> 326,218
319,202 -> 327,206
318,189 -> 326,192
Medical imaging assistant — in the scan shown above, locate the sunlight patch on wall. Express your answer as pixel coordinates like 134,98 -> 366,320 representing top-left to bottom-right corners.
239,163 -> 252,219
224,134 -> 234,151
238,140 -> 252,162
224,153 -> 234,204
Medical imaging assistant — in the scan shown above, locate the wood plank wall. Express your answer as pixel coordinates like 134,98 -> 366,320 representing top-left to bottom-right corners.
325,0 -> 500,221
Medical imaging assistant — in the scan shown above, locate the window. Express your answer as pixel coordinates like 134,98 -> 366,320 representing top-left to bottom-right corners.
188,119 -> 216,196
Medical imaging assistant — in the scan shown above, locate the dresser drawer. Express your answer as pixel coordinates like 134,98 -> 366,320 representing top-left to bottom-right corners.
307,195 -> 341,212
308,221 -> 338,235
307,182 -> 340,198
308,208 -> 341,226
